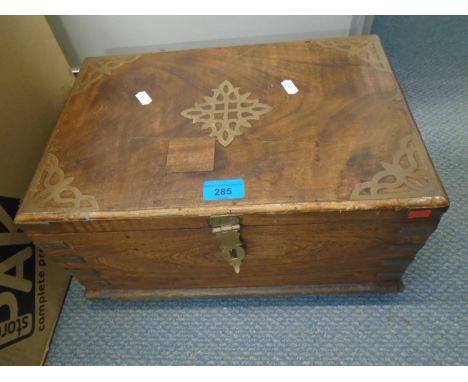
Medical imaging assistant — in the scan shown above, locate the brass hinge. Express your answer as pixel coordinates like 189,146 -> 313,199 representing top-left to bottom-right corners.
209,216 -> 246,274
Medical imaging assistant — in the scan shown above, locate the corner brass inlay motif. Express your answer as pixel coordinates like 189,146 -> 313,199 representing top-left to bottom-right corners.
350,135 -> 438,200
72,55 -> 141,95
180,80 -> 272,147
22,153 -> 98,212
317,39 -> 390,72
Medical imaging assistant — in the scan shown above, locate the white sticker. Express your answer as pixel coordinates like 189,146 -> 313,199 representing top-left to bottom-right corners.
281,79 -> 299,95
135,91 -> 152,105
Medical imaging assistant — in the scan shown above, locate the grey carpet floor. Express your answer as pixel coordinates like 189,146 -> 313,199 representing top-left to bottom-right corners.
45,16 -> 468,365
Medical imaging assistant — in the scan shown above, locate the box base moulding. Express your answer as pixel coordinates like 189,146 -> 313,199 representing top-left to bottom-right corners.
84,281 -> 404,300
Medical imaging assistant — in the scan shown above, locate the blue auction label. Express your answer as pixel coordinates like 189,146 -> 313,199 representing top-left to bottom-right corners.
203,179 -> 245,201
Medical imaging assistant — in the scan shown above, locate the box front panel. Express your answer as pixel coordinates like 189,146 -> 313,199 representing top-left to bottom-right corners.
28,218 -> 438,292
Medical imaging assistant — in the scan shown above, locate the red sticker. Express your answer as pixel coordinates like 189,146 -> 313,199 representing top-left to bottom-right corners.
408,209 -> 432,219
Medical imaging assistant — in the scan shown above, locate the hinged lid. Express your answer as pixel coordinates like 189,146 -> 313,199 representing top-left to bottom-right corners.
16,35 -> 448,224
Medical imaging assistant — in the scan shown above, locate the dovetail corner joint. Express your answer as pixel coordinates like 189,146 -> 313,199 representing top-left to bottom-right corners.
21,153 -> 99,212
69,269 -> 99,277
36,241 -> 72,250
317,38 -> 390,72
180,80 -> 272,147
72,55 -> 141,95
350,134 -> 439,200
81,279 -> 110,288
377,272 -> 404,281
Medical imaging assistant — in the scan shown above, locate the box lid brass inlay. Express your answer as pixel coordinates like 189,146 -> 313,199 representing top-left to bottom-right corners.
20,153 -> 99,213
181,80 -> 272,147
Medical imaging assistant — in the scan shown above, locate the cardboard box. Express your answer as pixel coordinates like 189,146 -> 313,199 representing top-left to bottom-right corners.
0,16 -> 74,365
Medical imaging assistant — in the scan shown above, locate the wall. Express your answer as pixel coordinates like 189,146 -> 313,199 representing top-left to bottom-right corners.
47,15 -> 357,69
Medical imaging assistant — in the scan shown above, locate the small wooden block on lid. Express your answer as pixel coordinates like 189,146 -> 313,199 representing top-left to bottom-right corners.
166,137 -> 215,173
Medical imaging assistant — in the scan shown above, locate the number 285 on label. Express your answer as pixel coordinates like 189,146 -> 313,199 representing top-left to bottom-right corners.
203,179 -> 245,201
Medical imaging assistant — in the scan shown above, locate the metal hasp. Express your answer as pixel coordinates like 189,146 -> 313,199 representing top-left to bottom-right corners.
209,215 -> 246,274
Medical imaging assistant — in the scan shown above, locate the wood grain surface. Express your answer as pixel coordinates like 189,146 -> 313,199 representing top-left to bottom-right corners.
16,35 -> 448,223
30,215 -> 442,291
15,36 -> 449,298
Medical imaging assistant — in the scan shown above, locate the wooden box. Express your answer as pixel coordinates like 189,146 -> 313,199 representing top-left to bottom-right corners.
15,35 -> 449,300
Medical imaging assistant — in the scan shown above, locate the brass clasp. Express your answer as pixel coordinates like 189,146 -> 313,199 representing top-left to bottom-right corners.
209,216 -> 245,274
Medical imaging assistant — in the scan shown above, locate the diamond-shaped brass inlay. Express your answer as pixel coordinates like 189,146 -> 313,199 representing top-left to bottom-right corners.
181,80 -> 272,147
